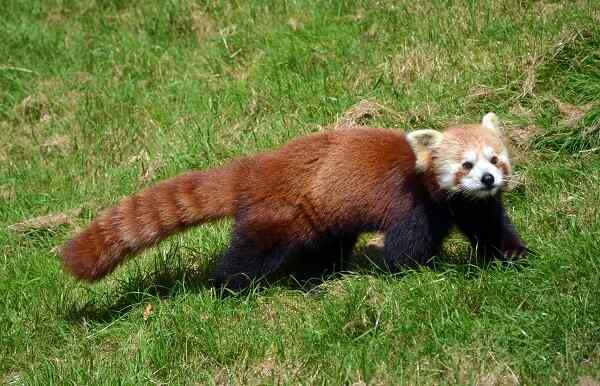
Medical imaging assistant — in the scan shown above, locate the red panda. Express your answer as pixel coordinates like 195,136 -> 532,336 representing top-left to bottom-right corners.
60,113 -> 527,289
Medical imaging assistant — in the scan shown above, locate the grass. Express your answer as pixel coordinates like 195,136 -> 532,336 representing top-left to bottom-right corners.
1,0 -> 599,384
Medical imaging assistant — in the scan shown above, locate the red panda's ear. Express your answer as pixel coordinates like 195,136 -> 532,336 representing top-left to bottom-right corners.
482,112 -> 502,135
406,129 -> 444,172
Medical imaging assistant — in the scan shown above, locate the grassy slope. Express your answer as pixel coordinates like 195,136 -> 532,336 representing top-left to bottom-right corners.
1,1 -> 599,384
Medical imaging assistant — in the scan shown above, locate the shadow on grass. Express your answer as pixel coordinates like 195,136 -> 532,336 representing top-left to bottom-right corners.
62,246 -> 219,324
63,242 -> 531,324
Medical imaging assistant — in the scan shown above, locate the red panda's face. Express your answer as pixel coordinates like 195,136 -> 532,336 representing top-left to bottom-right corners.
406,113 -> 513,200
434,125 -> 511,199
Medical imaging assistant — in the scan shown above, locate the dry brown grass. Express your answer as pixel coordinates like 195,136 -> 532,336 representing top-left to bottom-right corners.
517,27 -> 592,100
14,93 -> 51,123
436,350 -> 521,386
127,149 -> 164,185
239,350 -> 306,386
190,5 -> 218,44
467,85 -> 498,102
578,376 -> 600,386
0,185 -> 16,202
554,98 -> 594,128
41,134 -> 72,156
506,125 -> 543,149
9,207 -> 82,233
389,43 -> 444,86
332,99 -> 403,130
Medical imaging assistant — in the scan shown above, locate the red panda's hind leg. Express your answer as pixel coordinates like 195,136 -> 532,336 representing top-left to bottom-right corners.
211,231 -> 291,291
212,227 -> 359,291
285,233 -> 359,282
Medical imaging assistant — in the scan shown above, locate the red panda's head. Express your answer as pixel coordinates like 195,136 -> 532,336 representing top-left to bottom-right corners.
407,113 -> 511,199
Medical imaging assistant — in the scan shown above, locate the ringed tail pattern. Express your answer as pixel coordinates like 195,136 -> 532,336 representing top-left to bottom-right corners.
60,165 -> 238,281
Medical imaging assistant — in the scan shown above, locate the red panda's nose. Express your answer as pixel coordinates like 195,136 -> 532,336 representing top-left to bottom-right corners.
481,173 -> 495,188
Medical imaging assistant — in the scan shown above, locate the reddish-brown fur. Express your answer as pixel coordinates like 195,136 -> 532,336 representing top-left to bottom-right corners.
61,128 -> 418,281
61,124 -> 527,288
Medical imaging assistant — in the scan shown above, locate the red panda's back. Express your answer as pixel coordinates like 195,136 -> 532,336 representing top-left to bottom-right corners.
232,128 -> 416,234
311,128 -> 417,227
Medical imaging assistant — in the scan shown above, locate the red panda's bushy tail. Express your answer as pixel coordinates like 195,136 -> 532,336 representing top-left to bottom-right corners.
60,164 -> 239,281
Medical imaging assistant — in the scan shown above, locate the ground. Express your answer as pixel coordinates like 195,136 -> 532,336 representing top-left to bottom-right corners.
1,1 -> 599,384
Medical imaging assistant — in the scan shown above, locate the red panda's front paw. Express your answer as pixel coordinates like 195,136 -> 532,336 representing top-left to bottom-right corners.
501,241 -> 529,259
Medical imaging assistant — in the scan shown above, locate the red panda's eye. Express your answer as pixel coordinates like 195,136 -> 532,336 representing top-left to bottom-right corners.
490,156 -> 498,165
462,161 -> 473,170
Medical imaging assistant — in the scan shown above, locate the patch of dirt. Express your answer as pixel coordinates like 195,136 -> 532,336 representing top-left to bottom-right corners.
256,299 -> 279,324
38,77 -> 63,92
62,90 -> 82,111
112,64 -> 123,83
467,85 -> 497,102
252,355 -> 277,379
554,98 -> 593,128
190,6 -> 217,44
577,376 -> 600,386
212,367 -> 231,386
477,365 -> 520,386
332,99 -> 402,130
13,78 -> 82,148
41,135 -> 71,155
246,89 -> 268,116
443,351 -> 520,386
227,51 -> 263,82
9,208 -> 82,233
509,104 -> 535,120
247,354 -> 304,385
15,93 -> 50,122
502,121 -> 543,166
332,99 -> 384,129
506,124 -> 543,149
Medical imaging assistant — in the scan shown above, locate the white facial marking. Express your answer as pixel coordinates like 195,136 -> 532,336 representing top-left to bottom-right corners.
438,162 -> 460,191
458,148 -> 505,198
482,146 -> 495,160
499,150 -> 510,167
463,149 -> 477,163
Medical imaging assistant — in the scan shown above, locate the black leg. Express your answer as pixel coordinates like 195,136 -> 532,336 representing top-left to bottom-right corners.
383,204 -> 451,271
288,234 -> 359,281
212,231 -> 294,291
451,195 -> 527,260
